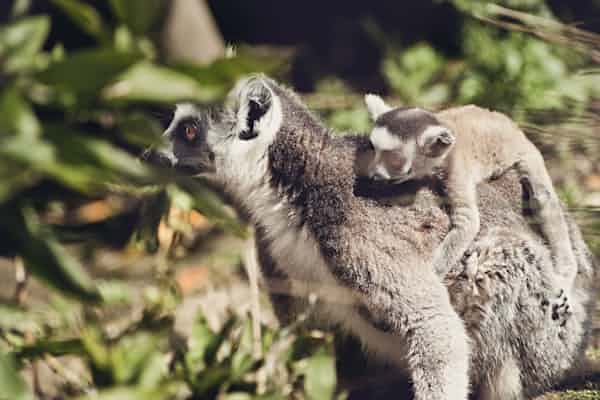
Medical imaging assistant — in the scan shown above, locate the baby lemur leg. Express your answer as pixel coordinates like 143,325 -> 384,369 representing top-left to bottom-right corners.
432,177 -> 480,278
478,356 -> 523,400
516,149 -> 577,294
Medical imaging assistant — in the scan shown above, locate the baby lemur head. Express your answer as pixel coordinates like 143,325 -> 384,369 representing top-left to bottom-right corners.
365,94 -> 456,184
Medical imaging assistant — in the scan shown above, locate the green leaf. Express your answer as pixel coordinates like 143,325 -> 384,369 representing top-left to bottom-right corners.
0,16 -> 50,74
230,318 -> 255,381
14,208 -> 102,303
185,314 -> 217,376
178,179 -> 247,237
38,49 -> 139,100
111,332 -> 161,384
103,62 -> 222,104
0,86 -> 41,139
138,352 -> 168,388
81,328 -> 110,370
171,48 -> 290,87
0,351 -> 33,400
49,0 -> 107,40
303,349 -> 336,400
74,382 -> 187,400
109,0 -> 166,35
16,338 -> 84,360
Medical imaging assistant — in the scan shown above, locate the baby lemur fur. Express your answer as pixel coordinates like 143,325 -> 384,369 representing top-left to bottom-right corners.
365,95 -> 577,299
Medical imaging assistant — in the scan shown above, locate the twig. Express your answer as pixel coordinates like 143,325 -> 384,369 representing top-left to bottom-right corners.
242,233 -> 263,360
14,256 -> 28,306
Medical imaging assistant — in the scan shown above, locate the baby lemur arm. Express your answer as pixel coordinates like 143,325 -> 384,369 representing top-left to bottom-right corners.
431,160 -> 480,277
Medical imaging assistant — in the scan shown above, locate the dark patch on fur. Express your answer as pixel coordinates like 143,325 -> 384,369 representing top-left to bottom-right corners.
375,107 -> 442,140
357,304 -> 397,333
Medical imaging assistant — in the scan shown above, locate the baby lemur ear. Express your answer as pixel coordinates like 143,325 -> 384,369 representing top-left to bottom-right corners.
421,126 -> 456,157
365,94 -> 392,121
236,77 -> 273,140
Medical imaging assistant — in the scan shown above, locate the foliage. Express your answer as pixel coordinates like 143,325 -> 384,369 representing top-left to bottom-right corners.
1,0 -> 600,398
0,0 -> 335,399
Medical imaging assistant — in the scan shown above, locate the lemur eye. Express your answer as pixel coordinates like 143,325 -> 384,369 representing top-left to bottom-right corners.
184,125 -> 197,141
177,119 -> 201,143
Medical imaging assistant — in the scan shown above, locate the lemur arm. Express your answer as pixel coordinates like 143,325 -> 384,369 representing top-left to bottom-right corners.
431,171 -> 480,278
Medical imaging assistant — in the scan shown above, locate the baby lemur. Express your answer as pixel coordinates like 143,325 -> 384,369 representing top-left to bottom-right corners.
365,94 -> 577,296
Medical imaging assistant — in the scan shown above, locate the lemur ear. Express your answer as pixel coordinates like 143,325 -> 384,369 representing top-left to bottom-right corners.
235,77 -> 273,140
365,94 -> 392,121
421,126 -> 455,157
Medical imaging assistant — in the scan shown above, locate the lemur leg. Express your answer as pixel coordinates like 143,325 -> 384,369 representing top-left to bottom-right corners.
255,228 -> 306,325
516,149 -> 577,293
432,178 -> 480,278
358,282 -> 470,400
478,357 -> 523,400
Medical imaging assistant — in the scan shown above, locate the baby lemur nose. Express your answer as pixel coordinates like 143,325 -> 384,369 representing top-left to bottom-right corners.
371,172 -> 387,181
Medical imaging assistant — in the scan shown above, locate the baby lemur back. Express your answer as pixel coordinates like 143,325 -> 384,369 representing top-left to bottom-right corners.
365,95 -> 577,302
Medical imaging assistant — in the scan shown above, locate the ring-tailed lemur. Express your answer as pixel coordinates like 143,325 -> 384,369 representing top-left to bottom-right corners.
156,76 -> 596,400
364,95 -> 577,301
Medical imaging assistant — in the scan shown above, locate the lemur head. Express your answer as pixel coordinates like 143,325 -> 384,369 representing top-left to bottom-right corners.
159,75 -> 318,196
365,94 -> 456,184
161,103 -> 215,175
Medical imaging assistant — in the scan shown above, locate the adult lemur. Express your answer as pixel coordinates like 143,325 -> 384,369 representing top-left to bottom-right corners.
158,76 -> 597,400
363,95 -> 577,301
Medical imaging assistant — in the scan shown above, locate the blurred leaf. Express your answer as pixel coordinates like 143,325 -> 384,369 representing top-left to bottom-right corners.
103,62 -> 222,104
230,318 -> 255,381
15,208 -> 102,303
180,180 -> 247,237
38,49 -> 139,101
0,351 -> 33,400
43,125 -> 152,191
49,0 -> 107,40
111,332 -> 160,384
382,43 -> 446,105
16,338 -> 84,360
11,0 -> 33,18
0,305 -> 44,336
171,50 -> 291,92
131,190 -> 169,253
74,382 -> 187,400
108,0 -> 166,35
327,107 -> 370,133
0,16 -> 50,74
303,349 -> 336,400
138,352 -> 168,388
0,86 -> 41,139
116,113 -> 164,148
185,313 -> 217,376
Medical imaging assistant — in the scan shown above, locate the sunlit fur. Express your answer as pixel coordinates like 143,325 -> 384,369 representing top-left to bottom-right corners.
161,77 -> 597,400
365,96 -> 578,306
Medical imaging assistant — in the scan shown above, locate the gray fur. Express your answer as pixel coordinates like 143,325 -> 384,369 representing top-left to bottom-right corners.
366,97 -> 578,315
375,106 -> 441,140
161,76 -> 597,400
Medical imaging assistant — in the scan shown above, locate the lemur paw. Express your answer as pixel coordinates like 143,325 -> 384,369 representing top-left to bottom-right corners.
520,176 -> 552,212
542,288 -> 572,327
